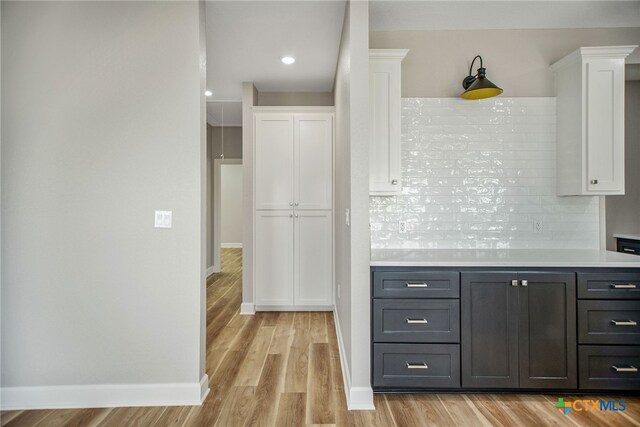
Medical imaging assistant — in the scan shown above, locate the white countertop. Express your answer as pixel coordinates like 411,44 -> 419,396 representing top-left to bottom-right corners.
614,234 -> 640,241
370,249 -> 640,268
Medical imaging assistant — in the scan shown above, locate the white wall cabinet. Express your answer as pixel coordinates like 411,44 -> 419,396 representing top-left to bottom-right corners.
369,49 -> 408,196
254,109 -> 334,310
552,46 -> 636,196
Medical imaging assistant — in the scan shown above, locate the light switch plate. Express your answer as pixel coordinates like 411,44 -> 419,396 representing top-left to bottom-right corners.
155,211 -> 172,228
345,208 -> 350,227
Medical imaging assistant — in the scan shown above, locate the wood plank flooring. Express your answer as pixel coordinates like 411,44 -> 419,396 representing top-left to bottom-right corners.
3,247 -> 639,426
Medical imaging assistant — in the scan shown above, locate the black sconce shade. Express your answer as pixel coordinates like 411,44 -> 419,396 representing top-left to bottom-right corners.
461,56 -> 503,100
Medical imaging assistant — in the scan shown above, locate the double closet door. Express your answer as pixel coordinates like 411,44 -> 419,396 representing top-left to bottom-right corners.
254,112 -> 333,309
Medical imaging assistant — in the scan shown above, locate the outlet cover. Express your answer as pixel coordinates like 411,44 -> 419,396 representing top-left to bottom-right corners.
398,220 -> 407,234
155,211 -> 172,228
533,218 -> 543,234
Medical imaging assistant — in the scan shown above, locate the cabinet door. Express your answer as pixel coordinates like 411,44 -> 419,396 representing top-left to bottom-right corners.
518,273 -> 577,389
586,60 -> 624,193
294,210 -> 332,306
370,57 -> 402,195
462,272 -> 519,388
294,114 -> 333,210
255,114 -> 294,210
255,211 -> 294,306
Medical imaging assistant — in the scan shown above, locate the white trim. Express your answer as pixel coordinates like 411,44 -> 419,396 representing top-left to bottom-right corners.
251,106 -> 335,113
1,375 -> 209,410
255,305 -> 333,312
221,243 -> 243,248
599,196 -> 607,250
332,308 -> 375,411
368,48 -> 409,61
213,159 -> 243,274
240,303 -> 255,315
206,266 -> 216,277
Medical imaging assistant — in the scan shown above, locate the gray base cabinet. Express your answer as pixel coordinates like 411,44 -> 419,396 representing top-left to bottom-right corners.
461,272 -> 576,389
372,267 -> 639,393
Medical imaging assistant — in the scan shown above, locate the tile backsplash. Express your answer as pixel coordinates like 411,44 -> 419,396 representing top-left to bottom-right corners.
370,97 -> 600,250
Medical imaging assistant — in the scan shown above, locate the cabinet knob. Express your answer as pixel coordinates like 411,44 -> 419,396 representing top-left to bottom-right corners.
391,179 -> 398,185
521,280 -> 528,287
511,280 -> 518,287
590,179 -> 598,185
294,213 -> 298,218
289,214 -> 293,218
294,202 -> 299,206
289,202 -> 293,206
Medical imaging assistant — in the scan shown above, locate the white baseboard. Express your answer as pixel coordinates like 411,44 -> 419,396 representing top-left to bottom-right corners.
240,302 -> 255,315
255,305 -> 333,312
221,243 -> 243,248
333,308 -> 374,411
206,266 -> 216,277
0,375 -> 209,410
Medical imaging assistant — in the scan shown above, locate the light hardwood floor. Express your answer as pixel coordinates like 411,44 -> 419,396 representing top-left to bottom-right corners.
2,248 -> 639,426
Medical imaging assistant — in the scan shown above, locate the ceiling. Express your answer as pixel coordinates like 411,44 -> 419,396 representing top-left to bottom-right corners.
205,0 -> 346,103
370,1 -> 640,31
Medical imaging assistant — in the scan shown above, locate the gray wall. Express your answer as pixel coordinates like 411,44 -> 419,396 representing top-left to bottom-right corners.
606,81 -> 640,249
258,91 -> 334,106
334,0 -> 372,407
206,125 -> 242,271
370,27 -> 640,97
1,0 -> 205,392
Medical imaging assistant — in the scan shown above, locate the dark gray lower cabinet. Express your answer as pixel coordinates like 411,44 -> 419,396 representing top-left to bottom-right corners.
518,273 -> 577,389
461,272 -> 577,389
373,343 -> 460,388
461,272 -> 519,388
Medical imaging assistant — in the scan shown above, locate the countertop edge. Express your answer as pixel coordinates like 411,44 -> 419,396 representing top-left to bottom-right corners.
370,261 -> 640,268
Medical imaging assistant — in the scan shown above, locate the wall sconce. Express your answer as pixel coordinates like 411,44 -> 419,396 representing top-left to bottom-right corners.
461,55 -> 503,100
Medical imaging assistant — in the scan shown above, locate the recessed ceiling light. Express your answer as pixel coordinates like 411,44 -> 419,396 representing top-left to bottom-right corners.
281,56 -> 296,65
205,90 -> 213,97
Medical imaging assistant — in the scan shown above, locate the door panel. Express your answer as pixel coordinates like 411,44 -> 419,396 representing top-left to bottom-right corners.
586,60 -> 624,193
255,114 -> 294,210
461,273 -> 519,388
294,114 -> 333,210
255,211 -> 294,305
294,210 -> 332,306
518,272 -> 577,389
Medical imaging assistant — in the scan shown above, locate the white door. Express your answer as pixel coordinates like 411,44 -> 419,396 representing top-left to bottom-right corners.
255,211 -> 294,306
586,60 -> 625,193
255,114 -> 294,210
294,210 -> 332,306
294,114 -> 333,210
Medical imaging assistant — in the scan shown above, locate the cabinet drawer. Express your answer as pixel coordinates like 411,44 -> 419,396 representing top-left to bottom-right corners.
579,345 -> 640,390
617,239 -> 640,256
373,343 -> 460,388
577,272 -> 640,299
578,300 -> 640,344
373,299 -> 460,343
373,271 -> 460,298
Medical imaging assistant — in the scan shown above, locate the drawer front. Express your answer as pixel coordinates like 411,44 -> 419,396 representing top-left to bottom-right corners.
617,239 -> 640,256
373,299 -> 460,343
373,343 -> 461,388
577,272 -> 640,300
579,345 -> 640,390
373,271 -> 460,298
578,300 -> 640,344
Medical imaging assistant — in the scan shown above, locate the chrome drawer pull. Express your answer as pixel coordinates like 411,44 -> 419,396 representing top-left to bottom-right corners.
623,248 -> 637,253
406,362 -> 429,370
405,282 -> 428,288
611,320 -> 638,326
611,283 -> 637,289
612,365 -> 638,373
406,318 -> 428,324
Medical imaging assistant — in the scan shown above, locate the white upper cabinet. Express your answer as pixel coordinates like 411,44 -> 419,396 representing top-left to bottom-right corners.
255,114 -> 294,209
369,49 -> 409,196
295,114 -> 333,210
255,112 -> 333,209
552,46 -> 636,196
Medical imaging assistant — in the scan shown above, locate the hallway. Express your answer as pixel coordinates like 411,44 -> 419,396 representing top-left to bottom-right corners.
3,249 -> 640,426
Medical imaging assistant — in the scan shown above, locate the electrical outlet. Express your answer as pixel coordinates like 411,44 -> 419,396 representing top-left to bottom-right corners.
337,284 -> 341,299
398,220 -> 407,234
155,211 -> 172,228
345,208 -> 350,227
533,218 -> 543,234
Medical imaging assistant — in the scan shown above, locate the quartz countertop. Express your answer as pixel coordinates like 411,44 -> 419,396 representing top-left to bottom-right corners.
370,249 -> 640,268
614,234 -> 640,241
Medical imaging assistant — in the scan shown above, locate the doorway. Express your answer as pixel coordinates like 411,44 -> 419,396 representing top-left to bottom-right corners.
213,159 -> 243,273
